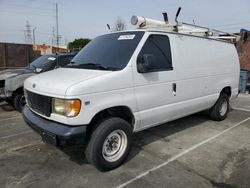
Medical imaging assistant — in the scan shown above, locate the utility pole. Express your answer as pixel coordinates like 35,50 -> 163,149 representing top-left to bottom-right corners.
32,27 -> 37,45
52,27 -> 55,48
25,21 -> 32,44
24,30 -> 27,44
56,3 -> 59,49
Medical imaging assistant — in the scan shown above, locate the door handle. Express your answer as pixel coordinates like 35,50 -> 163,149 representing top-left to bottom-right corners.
172,83 -> 177,96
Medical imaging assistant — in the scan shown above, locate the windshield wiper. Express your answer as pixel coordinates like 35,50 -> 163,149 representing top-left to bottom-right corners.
82,63 -> 109,70
66,61 -> 76,67
73,63 -> 116,70
66,62 -> 119,71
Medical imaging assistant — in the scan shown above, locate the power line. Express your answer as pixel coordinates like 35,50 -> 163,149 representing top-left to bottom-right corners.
0,27 -> 23,32
1,3 -> 54,11
4,0 -> 56,6
0,32 -> 25,36
0,10 -> 55,17
36,32 -> 53,36
25,0 -> 56,5
214,23 -> 250,30
210,21 -> 250,28
217,25 -> 250,30
0,27 -> 53,36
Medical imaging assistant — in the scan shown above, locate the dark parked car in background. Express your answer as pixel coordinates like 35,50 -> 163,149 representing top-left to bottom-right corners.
0,53 -> 76,111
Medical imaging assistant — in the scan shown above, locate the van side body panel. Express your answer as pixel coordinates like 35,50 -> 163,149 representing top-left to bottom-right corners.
133,32 -> 239,131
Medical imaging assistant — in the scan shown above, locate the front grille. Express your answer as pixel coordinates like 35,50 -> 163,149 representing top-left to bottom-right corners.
26,90 -> 52,117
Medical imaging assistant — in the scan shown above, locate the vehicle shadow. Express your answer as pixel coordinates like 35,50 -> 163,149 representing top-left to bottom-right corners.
0,102 -> 15,112
62,111 -> 211,166
126,111 -> 210,162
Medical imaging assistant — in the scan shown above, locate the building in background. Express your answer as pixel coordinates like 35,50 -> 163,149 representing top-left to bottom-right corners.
236,30 -> 250,71
0,42 -> 68,69
33,44 -> 68,55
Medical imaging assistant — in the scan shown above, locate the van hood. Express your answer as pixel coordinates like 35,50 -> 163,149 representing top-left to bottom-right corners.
0,68 -> 32,80
24,68 -> 111,96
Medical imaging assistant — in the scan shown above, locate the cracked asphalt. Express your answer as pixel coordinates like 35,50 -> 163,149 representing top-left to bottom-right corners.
0,94 -> 250,188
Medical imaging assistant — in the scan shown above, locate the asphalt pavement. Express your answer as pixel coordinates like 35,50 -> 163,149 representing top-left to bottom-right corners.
0,94 -> 250,188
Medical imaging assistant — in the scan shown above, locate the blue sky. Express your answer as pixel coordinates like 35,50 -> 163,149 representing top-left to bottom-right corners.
0,0 -> 250,46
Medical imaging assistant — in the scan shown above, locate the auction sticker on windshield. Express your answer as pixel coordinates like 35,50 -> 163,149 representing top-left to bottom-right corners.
118,35 -> 136,40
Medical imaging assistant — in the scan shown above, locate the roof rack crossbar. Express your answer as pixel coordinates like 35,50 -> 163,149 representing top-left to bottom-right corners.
131,9 -> 240,42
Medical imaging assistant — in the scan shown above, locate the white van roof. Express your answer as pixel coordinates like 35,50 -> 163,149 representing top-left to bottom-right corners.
113,29 -> 235,45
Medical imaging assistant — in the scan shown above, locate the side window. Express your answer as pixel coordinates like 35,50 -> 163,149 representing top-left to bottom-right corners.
137,35 -> 172,73
58,56 -> 74,67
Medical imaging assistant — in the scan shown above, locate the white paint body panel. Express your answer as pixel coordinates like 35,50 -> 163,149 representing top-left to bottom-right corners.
24,31 -> 240,131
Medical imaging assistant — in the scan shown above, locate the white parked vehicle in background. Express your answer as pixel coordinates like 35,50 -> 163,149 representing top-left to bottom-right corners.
23,9 -> 240,171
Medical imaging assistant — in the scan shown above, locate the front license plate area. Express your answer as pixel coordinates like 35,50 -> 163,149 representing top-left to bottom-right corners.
41,131 -> 57,145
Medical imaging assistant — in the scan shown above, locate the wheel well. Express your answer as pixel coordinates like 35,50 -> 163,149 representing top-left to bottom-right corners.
221,87 -> 231,97
87,106 -> 135,134
14,87 -> 24,94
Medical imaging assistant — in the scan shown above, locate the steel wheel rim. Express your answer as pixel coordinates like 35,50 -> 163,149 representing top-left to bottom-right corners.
219,99 -> 228,116
20,95 -> 26,108
102,130 -> 127,162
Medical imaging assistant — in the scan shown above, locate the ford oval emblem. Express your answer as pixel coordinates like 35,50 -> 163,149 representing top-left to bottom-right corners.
32,83 -> 36,88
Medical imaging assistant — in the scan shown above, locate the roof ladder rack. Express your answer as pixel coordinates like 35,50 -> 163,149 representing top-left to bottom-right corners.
131,7 -> 241,42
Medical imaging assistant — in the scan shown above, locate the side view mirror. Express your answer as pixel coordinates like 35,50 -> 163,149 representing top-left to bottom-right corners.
137,54 -> 156,73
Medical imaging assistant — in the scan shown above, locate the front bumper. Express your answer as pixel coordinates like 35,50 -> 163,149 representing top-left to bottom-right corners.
23,106 -> 87,147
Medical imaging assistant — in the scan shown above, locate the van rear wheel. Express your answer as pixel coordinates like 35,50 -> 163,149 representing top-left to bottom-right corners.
85,117 -> 132,171
209,93 -> 229,121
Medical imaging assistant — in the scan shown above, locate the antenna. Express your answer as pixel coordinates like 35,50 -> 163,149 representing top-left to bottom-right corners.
162,12 -> 168,24
107,24 -> 111,30
175,7 -> 182,24
174,7 -> 182,32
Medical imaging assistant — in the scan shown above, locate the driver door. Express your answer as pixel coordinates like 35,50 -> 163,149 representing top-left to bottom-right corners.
133,34 -> 178,130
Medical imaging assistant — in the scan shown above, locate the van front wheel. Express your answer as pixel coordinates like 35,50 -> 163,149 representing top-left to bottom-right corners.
209,93 -> 229,121
85,117 -> 132,171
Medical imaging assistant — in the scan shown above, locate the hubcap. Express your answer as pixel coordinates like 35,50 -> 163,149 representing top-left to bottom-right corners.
219,99 -> 228,116
102,130 -> 127,162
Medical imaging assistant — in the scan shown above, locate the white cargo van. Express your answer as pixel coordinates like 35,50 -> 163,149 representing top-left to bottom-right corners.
23,14 -> 240,171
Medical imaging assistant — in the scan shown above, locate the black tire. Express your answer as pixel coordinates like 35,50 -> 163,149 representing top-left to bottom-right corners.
13,93 -> 26,112
209,93 -> 229,121
85,117 -> 133,171
5,98 -> 14,106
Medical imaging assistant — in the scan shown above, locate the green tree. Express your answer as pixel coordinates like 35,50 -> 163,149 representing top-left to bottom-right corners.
68,38 -> 91,52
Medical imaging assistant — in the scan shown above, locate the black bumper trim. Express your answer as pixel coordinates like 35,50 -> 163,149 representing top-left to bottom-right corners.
23,105 -> 87,147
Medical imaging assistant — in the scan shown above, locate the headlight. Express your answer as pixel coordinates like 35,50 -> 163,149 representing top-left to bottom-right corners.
52,98 -> 81,117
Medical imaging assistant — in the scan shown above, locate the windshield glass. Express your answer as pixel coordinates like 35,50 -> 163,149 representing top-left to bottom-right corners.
69,31 -> 144,71
28,55 -> 56,70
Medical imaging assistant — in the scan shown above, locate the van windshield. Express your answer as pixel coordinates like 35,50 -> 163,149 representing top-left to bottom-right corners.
68,31 -> 144,71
